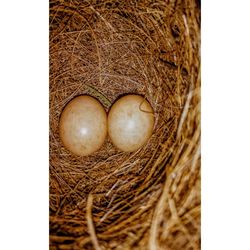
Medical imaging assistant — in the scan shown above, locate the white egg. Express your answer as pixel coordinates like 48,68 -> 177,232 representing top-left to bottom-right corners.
59,95 -> 107,156
108,95 -> 154,152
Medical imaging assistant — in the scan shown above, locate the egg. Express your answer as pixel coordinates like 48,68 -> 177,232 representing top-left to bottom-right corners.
108,95 -> 155,152
59,95 -> 107,156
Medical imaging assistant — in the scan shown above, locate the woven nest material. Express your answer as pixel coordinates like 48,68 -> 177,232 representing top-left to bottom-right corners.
49,0 -> 201,249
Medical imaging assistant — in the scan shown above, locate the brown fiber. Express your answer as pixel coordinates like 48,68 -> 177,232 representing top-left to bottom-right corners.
49,0 -> 200,249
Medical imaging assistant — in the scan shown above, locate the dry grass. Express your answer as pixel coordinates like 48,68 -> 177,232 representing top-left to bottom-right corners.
49,0 -> 200,249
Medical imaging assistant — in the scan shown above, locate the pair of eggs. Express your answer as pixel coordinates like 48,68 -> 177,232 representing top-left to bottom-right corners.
59,94 -> 155,156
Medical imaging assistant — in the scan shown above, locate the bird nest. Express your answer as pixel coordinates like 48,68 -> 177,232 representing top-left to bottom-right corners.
49,0 -> 201,249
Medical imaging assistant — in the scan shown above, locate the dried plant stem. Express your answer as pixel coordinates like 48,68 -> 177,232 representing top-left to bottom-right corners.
87,194 -> 101,250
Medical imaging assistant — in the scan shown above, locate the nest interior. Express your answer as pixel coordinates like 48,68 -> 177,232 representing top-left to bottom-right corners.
49,0 -> 201,249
